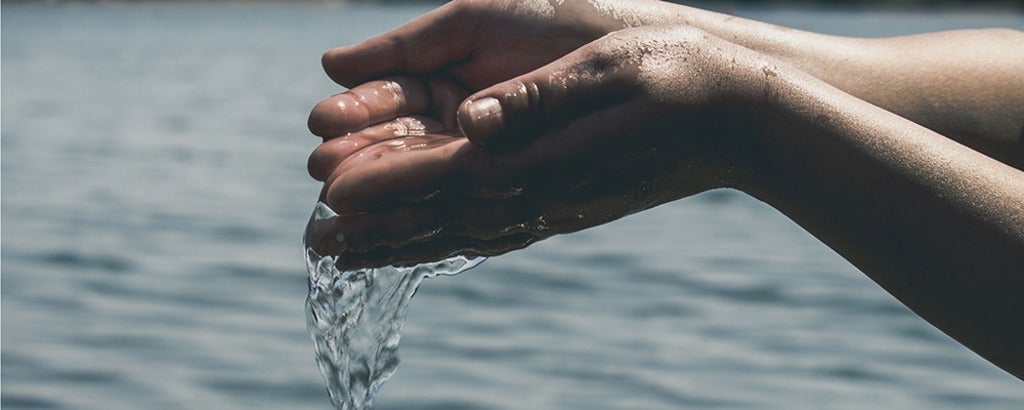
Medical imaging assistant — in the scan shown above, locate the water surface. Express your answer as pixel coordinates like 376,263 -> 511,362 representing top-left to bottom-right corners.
2,3 -> 1022,409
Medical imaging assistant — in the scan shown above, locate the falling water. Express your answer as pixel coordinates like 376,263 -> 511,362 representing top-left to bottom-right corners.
303,202 -> 484,409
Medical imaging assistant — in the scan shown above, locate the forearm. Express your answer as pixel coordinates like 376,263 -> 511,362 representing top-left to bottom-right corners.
661,3 -> 1024,167
738,64 -> 1024,378
850,29 -> 1024,166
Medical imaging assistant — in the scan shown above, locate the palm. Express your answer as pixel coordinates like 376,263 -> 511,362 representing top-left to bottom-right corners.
305,3 -> 750,268
305,107 -> 725,269
305,129 -> 672,269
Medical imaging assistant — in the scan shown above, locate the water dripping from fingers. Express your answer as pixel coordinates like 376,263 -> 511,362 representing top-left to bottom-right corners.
303,202 -> 484,409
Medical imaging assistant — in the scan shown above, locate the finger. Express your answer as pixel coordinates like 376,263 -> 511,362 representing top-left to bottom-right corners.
321,2 -> 475,88
316,103 -> 647,209
320,134 -> 463,207
308,116 -> 448,181
425,75 -> 471,130
308,77 -> 430,138
336,232 -> 540,271
307,206 -> 438,256
457,43 -> 634,150
307,196 -> 544,258
456,96 -> 649,187
319,101 -> 653,212
324,137 -> 476,209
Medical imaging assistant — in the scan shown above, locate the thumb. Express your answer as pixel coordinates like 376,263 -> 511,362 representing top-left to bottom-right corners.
457,49 -> 629,151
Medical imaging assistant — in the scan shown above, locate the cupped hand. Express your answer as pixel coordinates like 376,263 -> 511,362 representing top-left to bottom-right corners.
308,0 -> 683,141
317,0 -> 680,90
306,26 -> 780,269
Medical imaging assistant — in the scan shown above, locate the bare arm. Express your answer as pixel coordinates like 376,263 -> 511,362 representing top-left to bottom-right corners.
741,60 -> 1024,379
551,1 -> 1024,165
313,0 -> 1024,166
680,7 -> 1024,366
442,23 -> 1024,376
306,0 -> 1024,379
676,6 -> 1024,167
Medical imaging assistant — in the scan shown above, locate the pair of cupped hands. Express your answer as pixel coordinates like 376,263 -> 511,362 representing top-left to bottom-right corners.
306,0 -> 782,268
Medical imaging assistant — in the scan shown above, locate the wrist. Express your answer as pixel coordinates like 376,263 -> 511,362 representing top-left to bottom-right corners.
665,2 -> 852,82
719,61 -> 823,197
642,27 -> 808,196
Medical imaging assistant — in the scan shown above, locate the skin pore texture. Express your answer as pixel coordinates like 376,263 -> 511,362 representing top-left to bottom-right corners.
305,0 -> 1024,380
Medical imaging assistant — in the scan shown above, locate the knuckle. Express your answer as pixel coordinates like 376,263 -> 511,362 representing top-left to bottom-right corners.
505,79 -> 542,116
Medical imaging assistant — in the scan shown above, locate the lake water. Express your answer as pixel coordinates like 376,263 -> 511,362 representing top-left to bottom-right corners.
2,2 -> 1022,409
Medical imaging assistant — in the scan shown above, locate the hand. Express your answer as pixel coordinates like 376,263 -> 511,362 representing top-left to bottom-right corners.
305,7 -> 1024,379
307,0 -> 682,140
316,0 -> 681,89
306,25 -> 777,268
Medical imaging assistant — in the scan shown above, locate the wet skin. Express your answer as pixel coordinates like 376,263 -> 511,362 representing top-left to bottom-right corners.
307,26 -> 769,267
305,0 -> 1024,379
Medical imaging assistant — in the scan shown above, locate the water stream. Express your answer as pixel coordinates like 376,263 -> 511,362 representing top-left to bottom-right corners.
303,202 -> 485,409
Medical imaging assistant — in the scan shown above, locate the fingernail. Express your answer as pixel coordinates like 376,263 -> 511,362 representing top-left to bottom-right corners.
460,97 -> 504,144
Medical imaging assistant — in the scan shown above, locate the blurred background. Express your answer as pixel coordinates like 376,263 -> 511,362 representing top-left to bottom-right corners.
2,1 -> 1022,409
5,0 -> 1024,7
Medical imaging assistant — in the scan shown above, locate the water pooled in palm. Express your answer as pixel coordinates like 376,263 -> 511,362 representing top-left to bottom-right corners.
303,202 -> 484,409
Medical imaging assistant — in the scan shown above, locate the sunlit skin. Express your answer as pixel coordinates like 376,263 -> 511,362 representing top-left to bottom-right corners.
304,0 -> 1024,379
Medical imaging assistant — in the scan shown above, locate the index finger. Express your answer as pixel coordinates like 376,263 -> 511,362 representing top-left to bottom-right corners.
321,1 -> 476,87
308,77 -> 430,138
